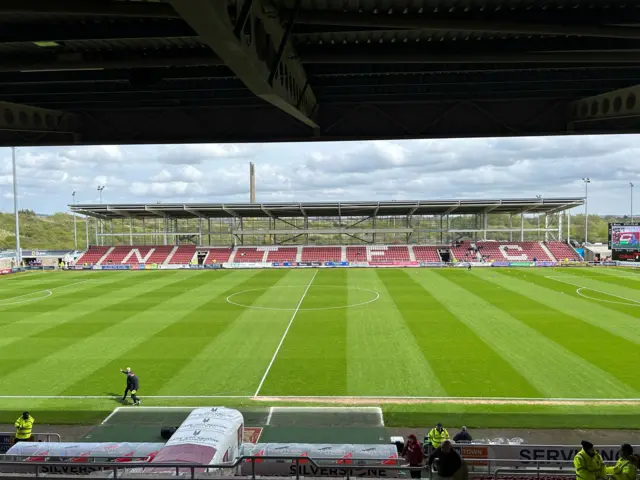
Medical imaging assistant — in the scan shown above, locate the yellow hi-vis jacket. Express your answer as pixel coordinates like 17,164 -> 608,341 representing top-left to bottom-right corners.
427,428 -> 450,448
14,415 -> 34,440
606,458 -> 638,480
574,449 -> 605,480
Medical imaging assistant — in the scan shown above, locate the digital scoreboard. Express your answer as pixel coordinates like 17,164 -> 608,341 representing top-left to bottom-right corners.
608,223 -> 640,262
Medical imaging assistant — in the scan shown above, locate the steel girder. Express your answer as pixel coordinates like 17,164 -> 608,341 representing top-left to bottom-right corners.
169,0 -> 318,130
0,101 -> 79,139
572,84 -> 640,123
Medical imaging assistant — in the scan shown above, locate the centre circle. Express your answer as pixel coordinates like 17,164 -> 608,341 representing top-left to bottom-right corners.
226,285 -> 380,311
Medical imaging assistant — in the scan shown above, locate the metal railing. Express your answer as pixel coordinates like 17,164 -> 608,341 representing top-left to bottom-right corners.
0,455 -> 636,480
0,432 -> 61,444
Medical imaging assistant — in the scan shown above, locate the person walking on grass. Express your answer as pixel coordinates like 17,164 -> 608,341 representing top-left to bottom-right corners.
120,367 -> 141,405
402,434 -> 425,479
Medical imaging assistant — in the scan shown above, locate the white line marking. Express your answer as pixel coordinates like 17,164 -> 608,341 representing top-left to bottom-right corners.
101,407 -> 121,424
3,394 -> 639,402
377,407 -> 385,427
576,287 -> 640,307
226,285 -> 379,311
545,276 -> 640,306
0,279 -> 93,308
265,407 -> 274,426
253,269 -> 318,397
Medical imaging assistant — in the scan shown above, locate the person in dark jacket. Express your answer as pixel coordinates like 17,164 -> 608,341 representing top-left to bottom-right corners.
453,427 -> 472,443
402,434 -> 425,479
120,367 -> 141,405
428,440 -> 466,480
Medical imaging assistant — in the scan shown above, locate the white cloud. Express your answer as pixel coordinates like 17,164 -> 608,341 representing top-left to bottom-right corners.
0,135 -> 639,215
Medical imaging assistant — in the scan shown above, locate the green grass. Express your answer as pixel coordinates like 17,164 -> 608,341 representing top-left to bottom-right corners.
0,267 -> 639,428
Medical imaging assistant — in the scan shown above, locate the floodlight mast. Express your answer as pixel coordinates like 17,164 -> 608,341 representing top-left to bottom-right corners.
12,147 -> 21,266
582,177 -> 591,244
72,191 -> 77,250
631,182 -> 635,223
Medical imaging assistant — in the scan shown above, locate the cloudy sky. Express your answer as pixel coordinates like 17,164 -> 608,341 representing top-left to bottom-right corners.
0,134 -> 638,215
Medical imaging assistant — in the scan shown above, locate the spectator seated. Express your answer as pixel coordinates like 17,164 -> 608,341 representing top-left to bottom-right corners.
235,248 -> 265,263
346,246 -> 367,262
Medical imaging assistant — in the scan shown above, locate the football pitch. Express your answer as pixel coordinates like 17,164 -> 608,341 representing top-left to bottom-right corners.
0,267 -> 639,428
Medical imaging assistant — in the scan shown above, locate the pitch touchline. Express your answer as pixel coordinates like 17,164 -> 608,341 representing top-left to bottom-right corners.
2,394 -> 640,402
253,269 -> 318,397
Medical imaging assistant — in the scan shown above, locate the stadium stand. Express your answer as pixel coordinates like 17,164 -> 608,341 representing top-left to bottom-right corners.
145,246 -> 174,265
168,245 -> 197,264
545,241 -> 583,261
136,246 -> 156,263
75,246 -> 110,265
235,247 -> 265,263
346,246 -> 367,262
72,241 -> 584,266
266,247 -> 298,263
301,246 -> 342,262
413,246 -> 442,262
100,246 -> 131,265
450,243 -> 478,262
368,246 -> 410,262
477,241 -> 552,262
203,248 -> 233,264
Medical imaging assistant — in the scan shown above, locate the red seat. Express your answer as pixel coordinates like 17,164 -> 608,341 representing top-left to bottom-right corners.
413,246 -> 441,262
75,246 -> 110,265
301,247 -> 341,262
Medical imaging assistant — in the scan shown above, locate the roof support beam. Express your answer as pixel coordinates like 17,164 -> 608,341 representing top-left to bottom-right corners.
571,84 -> 640,124
296,12 -> 640,40
0,101 -> 79,135
169,0 -> 318,129
0,0 -> 179,18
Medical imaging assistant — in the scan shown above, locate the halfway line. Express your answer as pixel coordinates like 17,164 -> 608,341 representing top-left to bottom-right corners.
253,269 -> 318,397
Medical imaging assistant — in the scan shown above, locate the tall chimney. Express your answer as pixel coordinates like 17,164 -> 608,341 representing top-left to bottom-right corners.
249,162 -> 256,203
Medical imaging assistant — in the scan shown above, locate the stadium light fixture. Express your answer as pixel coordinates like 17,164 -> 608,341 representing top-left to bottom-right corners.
582,178 -> 591,244
631,182 -> 635,223
12,147 -> 21,266
72,191 -> 77,251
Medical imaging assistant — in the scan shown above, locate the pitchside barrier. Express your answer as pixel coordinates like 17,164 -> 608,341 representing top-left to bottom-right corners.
1,445 -> 639,478
68,260 -> 624,271
0,432 -> 61,454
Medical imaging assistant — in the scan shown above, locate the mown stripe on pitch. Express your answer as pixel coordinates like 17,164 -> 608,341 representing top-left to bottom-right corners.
0,272 -> 165,332
497,269 -> 640,327
0,276 -> 88,300
257,269 -> 349,396
157,268 -> 322,396
416,269 -> 636,399
454,271 -> 640,394
344,269 -> 447,397
0,271 -> 157,319
0,271 -> 215,389
390,269 -> 540,398
65,269 -> 291,396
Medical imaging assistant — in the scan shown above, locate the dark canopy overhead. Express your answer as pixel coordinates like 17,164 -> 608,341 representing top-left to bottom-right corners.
1,1 -> 639,146
70,198 -> 584,220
